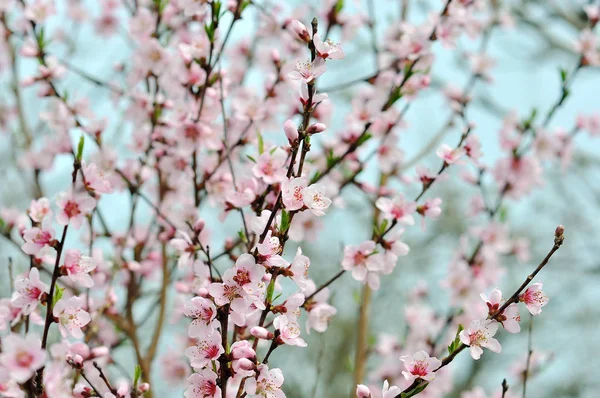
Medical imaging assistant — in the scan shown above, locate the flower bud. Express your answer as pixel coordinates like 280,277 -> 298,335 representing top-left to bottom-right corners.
306,123 -> 326,135
290,20 -> 310,43
270,49 -> 281,65
555,224 -> 565,237
356,384 -> 371,398
194,219 -> 205,233
284,119 -> 298,143
138,383 -> 150,393
91,346 -> 110,358
236,357 -> 256,371
231,340 -> 256,359
251,326 -> 273,340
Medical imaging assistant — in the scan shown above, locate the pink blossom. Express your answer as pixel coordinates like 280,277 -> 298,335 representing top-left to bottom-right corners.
12,268 -> 47,315
22,224 -> 56,256
282,177 -> 308,211
55,192 -> 96,229
82,161 -> 113,194
62,249 -> 97,288
302,184 -> 332,217
306,302 -> 337,333
289,248 -> 310,291
53,296 -> 91,339
24,0 -> 56,23
185,332 -> 224,369
480,288 -> 521,333
184,369 -> 221,398
400,350 -> 442,383
184,297 -> 218,338
313,33 -> 345,60
356,384 -> 371,398
252,148 -> 288,184
29,198 -> 52,223
342,241 -> 383,289
256,232 -> 288,267
436,144 -> 466,164
245,365 -> 285,398
519,283 -> 549,315
274,315 -> 307,347
459,320 -> 502,360
375,194 -> 416,225
288,58 -> 326,83
0,333 -> 47,383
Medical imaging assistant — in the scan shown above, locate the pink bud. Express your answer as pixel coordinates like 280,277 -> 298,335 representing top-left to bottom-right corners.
91,346 -> 110,358
284,119 -> 298,143
306,123 -> 326,135
194,219 -> 205,233
251,326 -> 273,340
231,341 -> 256,359
555,225 -> 565,237
236,358 -> 255,371
138,383 -> 150,393
73,355 -> 84,367
290,20 -> 310,43
270,49 -> 281,64
356,384 -> 371,398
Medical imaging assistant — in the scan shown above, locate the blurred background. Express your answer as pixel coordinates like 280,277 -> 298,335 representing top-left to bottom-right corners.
1,0 -> 600,397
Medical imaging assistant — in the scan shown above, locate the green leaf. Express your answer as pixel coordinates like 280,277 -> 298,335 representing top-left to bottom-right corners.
280,210 -> 291,233
379,219 -> 388,236
334,0 -> 344,13
355,132 -> 372,147
204,23 -> 216,43
499,207 -> 508,223
134,364 -> 142,386
257,131 -> 264,154
76,135 -> 85,162
246,154 -> 256,163
238,230 -> 247,243
447,324 -> 464,354
559,67 -> 568,83
266,280 -> 275,302
401,382 -> 429,398
52,286 -> 65,307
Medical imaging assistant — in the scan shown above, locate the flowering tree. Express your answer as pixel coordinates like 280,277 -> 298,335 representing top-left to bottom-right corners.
0,0 -> 599,397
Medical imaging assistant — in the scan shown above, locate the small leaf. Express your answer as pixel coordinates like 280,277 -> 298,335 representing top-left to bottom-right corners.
280,210 -> 291,233
246,154 -> 256,163
334,0 -> 344,13
52,286 -> 65,307
559,67 -> 568,83
134,364 -> 142,386
447,324 -> 464,354
266,280 -> 275,302
257,131 -> 264,154
401,382 -> 429,398
355,132 -> 372,147
76,135 -> 85,162
237,230 -> 247,243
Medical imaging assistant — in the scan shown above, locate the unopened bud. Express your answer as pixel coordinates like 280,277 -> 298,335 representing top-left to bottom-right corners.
138,383 -> 150,393
270,49 -> 281,65
284,119 -> 299,143
91,346 -> 110,358
356,384 -> 372,398
236,358 -> 256,371
194,219 -> 205,233
306,123 -> 326,135
290,20 -> 310,43
250,326 -> 273,340
554,224 -> 565,246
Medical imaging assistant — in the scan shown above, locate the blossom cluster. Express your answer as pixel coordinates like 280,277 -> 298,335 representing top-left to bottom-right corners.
0,0 -> 597,397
